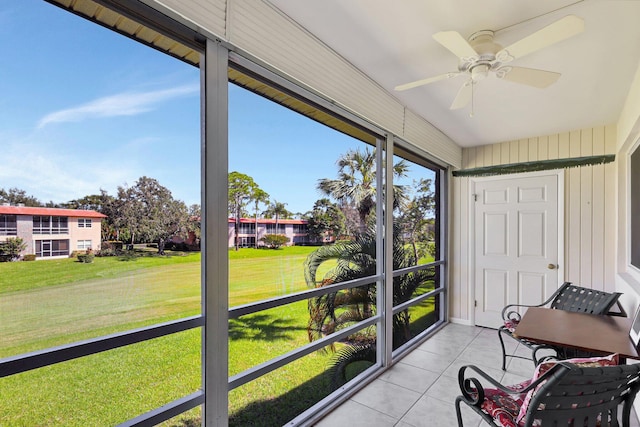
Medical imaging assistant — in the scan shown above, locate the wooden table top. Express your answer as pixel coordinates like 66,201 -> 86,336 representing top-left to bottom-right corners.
513,307 -> 639,359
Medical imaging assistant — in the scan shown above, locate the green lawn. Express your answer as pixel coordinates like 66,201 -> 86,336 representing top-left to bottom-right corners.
0,246 -> 435,426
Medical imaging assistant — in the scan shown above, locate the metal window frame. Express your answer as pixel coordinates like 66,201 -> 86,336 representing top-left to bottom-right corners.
386,137 -> 449,362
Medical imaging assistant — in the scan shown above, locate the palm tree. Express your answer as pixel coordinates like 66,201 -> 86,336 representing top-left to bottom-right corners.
318,147 -> 409,233
263,200 -> 291,234
304,224 -> 435,389
252,189 -> 269,247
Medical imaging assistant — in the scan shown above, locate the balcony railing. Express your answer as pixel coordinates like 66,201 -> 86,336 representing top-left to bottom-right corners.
0,227 -> 17,236
33,227 -> 69,235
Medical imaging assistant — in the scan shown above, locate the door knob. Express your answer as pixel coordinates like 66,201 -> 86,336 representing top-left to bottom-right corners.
547,263 -> 558,270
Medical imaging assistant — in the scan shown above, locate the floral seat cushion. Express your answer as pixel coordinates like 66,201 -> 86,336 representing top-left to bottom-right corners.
474,387 -> 525,427
503,319 -> 519,333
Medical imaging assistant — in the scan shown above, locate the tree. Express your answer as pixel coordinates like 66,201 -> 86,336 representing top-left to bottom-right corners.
187,204 -> 202,246
0,237 -> 27,261
396,178 -> 435,261
61,192 -> 114,212
306,198 -> 346,243
304,224 -> 434,389
262,200 -> 292,233
113,177 -> 189,254
318,147 -> 409,233
228,172 -> 266,251
0,188 -> 41,207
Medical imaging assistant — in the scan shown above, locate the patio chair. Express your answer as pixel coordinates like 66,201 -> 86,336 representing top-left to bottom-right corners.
455,360 -> 640,427
498,281 -> 624,370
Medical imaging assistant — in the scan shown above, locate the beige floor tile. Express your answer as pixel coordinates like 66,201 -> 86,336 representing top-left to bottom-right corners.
350,379 -> 422,419
313,400 -> 398,427
398,348 -> 455,374
378,362 -> 440,393
399,395 -> 482,427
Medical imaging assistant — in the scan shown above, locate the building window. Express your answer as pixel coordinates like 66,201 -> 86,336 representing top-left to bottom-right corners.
265,224 -> 286,234
77,240 -> 92,250
292,224 -> 308,234
237,223 -> 255,234
33,216 -> 69,234
36,239 -> 70,257
78,218 -> 92,228
631,144 -> 640,269
0,214 -> 17,236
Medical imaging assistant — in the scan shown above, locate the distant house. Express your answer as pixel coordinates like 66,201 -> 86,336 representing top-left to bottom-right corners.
0,204 -> 106,260
228,217 -> 317,247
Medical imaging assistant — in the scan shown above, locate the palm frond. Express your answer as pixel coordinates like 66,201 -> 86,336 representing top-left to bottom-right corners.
326,344 -> 376,390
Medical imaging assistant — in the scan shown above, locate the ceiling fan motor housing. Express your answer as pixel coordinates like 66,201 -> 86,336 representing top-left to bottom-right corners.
459,30 -> 504,77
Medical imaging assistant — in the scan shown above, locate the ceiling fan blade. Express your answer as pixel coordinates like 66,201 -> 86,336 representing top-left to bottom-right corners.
497,66 -> 561,88
450,80 -> 473,110
433,31 -> 478,59
394,72 -> 462,91
497,15 -> 584,62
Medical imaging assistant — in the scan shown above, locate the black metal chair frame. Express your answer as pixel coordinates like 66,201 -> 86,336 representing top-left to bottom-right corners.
498,281 -> 625,370
455,362 -> 640,427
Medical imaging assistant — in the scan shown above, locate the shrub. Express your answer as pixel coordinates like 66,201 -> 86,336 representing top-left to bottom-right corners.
97,248 -> 118,257
260,234 -> 289,249
0,237 -> 27,262
22,254 -> 36,261
102,241 -> 124,251
77,253 -> 95,263
77,249 -> 95,263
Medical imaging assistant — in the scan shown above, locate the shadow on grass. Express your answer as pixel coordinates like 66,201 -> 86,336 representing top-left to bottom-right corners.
165,370 -> 330,427
229,370 -> 330,427
229,313 -> 307,341
114,249 -> 187,262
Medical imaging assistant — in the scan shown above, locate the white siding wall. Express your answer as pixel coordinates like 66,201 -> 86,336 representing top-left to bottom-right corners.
450,125 -> 618,323
146,0 -> 462,168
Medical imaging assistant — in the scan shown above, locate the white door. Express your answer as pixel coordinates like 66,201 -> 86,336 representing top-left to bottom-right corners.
474,173 -> 561,328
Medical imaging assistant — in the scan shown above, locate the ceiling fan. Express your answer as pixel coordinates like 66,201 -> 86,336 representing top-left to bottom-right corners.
395,15 -> 585,111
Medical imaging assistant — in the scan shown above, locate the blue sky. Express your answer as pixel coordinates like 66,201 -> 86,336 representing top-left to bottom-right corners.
1,1 -> 432,215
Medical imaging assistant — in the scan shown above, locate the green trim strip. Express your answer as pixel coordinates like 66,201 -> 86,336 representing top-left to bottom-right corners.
452,154 -> 615,177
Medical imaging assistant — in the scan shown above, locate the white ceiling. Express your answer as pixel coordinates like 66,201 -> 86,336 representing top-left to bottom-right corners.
268,0 -> 640,147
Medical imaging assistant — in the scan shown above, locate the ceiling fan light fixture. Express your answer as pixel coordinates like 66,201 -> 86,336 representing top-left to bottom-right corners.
471,64 -> 489,81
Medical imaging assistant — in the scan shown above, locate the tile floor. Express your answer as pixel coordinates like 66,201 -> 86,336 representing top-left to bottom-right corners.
313,323 -> 640,427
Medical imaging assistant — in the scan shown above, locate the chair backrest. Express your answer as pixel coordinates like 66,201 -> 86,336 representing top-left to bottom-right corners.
549,282 -> 622,315
522,363 -> 640,427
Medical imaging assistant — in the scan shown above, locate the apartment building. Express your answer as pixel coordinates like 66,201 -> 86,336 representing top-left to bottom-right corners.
228,217 -> 320,247
0,205 -> 106,259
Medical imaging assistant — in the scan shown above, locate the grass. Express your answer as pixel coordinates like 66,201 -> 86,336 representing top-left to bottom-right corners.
0,245 -> 436,426
0,249 -> 199,295
0,252 -> 202,357
229,246 -> 334,306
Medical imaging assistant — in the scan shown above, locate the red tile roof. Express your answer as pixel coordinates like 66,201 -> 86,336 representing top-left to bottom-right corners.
0,205 -> 106,218
227,217 -> 307,224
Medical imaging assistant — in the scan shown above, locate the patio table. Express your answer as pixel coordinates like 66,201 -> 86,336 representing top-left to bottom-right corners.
513,307 -> 639,360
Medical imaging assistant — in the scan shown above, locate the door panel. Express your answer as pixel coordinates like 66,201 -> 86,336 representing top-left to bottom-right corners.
474,174 -> 559,328
485,213 -> 508,256
519,211 -> 545,257
482,269 -> 508,313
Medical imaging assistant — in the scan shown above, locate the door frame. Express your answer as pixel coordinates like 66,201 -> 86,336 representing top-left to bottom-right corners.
468,169 -> 565,326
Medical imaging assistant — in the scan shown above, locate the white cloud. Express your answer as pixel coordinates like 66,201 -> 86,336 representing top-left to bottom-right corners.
0,137 -> 138,203
37,84 -> 199,128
